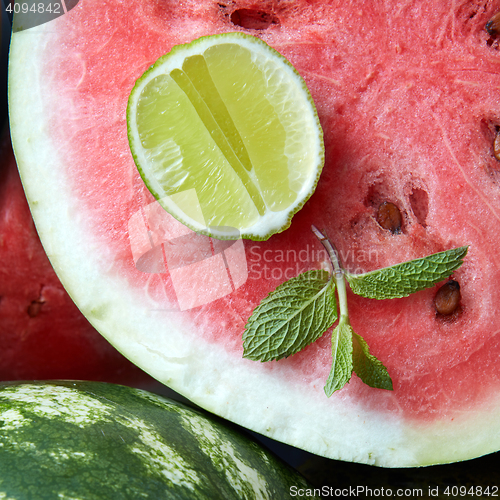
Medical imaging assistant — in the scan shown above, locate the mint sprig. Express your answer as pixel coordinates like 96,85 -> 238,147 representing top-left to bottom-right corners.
243,270 -> 337,362
243,226 -> 468,396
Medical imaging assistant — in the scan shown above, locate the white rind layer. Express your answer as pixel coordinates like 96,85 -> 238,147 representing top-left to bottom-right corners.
8,22 -> 500,468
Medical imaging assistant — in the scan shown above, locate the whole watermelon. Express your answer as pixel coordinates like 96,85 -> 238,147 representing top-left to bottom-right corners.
8,0 -> 500,466
0,381 -> 315,499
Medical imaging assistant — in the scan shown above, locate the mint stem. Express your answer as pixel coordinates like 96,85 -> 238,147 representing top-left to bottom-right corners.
311,226 -> 350,323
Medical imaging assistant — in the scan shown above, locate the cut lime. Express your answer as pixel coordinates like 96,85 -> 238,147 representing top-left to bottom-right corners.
127,32 -> 324,240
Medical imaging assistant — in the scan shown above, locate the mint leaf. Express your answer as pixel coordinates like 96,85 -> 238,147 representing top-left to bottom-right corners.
244,227 -> 468,398
324,319 -> 353,397
243,270 -> 337,362
345,246 -> 468,299
352,332 -> 393,390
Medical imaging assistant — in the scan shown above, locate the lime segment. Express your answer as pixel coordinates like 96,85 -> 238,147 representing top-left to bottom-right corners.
128,33 -> 324,240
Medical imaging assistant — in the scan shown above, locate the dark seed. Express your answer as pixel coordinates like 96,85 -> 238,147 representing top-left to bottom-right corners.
494,130 -> 500,161
376,202 -> 402,233
486,12 -> 500,37
27,300 -> 44,318
434,280 -> 461,316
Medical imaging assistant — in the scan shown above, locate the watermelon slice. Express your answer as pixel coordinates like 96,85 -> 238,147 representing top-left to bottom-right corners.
0,129 -> 153,384
8,0 -> 500,466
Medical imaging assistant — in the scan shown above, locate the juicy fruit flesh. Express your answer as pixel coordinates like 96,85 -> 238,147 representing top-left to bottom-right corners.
130,36 -> 323,238
9,0 -> 500,466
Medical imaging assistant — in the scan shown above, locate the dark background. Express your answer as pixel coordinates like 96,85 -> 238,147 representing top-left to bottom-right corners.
1,1 -> 9,125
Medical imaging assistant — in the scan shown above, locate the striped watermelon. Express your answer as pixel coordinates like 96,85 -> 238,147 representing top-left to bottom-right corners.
8,0 -> 500,467
0,381 -> 314,499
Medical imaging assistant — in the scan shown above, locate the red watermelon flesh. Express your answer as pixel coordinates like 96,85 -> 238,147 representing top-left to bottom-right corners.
0,129 -> 153,384
8,0 -> 500,466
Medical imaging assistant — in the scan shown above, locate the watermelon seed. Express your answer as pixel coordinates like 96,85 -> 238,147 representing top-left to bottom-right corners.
486,12 -> 500,37
27,299 -> 44,318
230,9 -> 278,30
376,202 -> 402,234
434,280 -> 461,316
494,129 -> 500,161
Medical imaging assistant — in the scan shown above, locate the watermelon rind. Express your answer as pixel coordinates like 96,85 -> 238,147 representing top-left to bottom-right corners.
0,381 -> 315,499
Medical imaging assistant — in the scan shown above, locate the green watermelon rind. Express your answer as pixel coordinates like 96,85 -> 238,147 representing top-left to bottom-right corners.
0,381 -> 315,499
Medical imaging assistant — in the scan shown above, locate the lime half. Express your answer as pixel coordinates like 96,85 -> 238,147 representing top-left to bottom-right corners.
127,33 -> 324,240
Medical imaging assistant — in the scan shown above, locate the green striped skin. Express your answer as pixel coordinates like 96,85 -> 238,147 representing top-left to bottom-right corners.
0,381 -> 314,499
